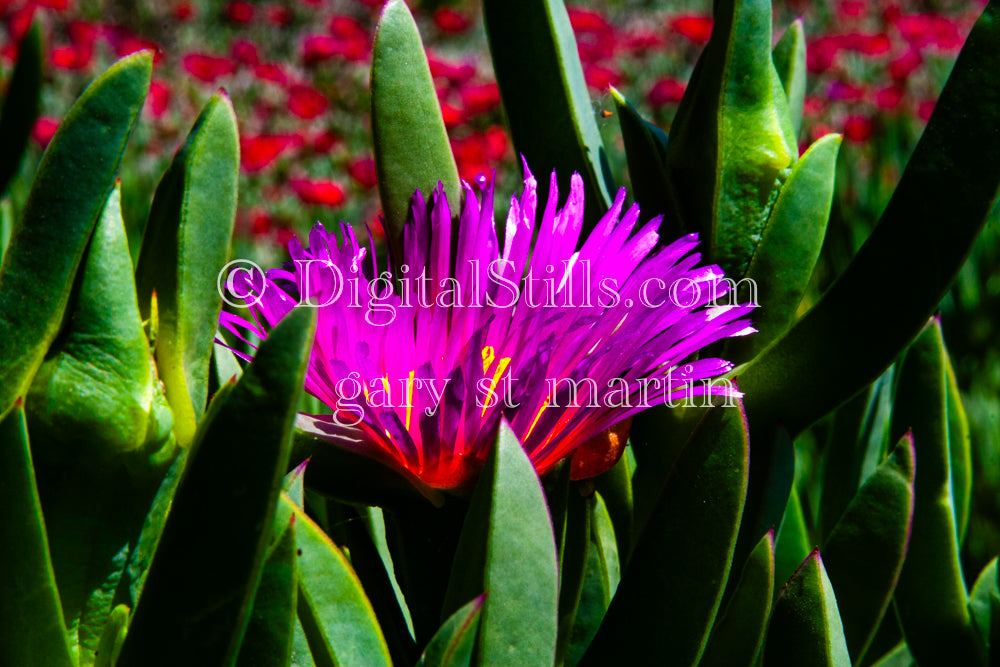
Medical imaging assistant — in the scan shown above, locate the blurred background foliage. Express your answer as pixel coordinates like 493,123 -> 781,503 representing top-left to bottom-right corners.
1,0 -> 997,585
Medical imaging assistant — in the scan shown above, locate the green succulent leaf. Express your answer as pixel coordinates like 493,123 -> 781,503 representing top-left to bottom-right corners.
116,308 -> 315,667
739,1 -> 1000,439
891,319 -> 985,666
610,87 -> 676,237
0,51 -> 151,415
822,434 -> 916,663
442,419 -> 560,667
582,401 -> 750,665
26,183 -> 167,456
945,353 -> 972,544
0,20 -> 42,197
417,595 -> 485,667
868,641 -> 915,667
286,495 -> 393,667
371,0 -> 460,256
725,133 -> 841,362
773,484 -> 812,593
968,557 -> 998,651
557,490 -> 592,666
763,550 -> 851,667
0,198 -> 12,261
592,451 -> 633,568
771,19 -> 807,137
236,516 -> 298,667
700,530 -> 775,667
482,0 -> 615,231
93,604 -> 129,667
0,403 -> 75,667
663,0 -> 797,276
135,91 -> 239,447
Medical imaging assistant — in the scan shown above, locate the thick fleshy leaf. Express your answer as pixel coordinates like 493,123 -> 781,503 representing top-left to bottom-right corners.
818,366 -> 896,542
611,87 -> 676,237
945,353 -> 972,544
771,19 -> 807,136
725,133 -> 841,362
442,419 -> 560,667
891,319 -> 985,667
135,92 -> 239,447
557,490 -> 591,666
869,641 -> 915,667
582,402 -> 750,665
968,557 -> 998,650
287,495 -> 393,667
700,530 -> 775,667
94,604 -> 129,667
593,451 -> 633,567
417,595 -> 485,667
0,51 -> 151,414
822,434 -> 916,663
26,183 -> 169,456
773,484 -> 811,593
0,21 -> 42,196
236,516 -> 297,667
739,2 -> 1000,439
483,0 -> 614,230
0,198 -> 11,261
0,403 -> 75,667
116,308 -> 314,667
565,493 -> 619,666
764,551 -> 851,666
663,0 -> 796,276
371,0 -> 460,256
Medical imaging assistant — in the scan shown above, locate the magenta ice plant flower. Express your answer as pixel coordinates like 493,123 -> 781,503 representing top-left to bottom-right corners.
220,162 -> 755,490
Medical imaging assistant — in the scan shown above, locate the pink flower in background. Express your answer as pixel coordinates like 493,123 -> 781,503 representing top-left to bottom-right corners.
670,14 -> 712,44
146,79 -> 171,118
433,7 -> 471,33
347,156 -> 377,189
225,1 -> 254,24
647,77 -> 685,107
241,135 -> 299,172
31,116 -> 60,148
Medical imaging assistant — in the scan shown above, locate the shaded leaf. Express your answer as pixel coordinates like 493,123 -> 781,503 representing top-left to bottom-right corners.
483,0 -> 614,231
968,557 -> 998,651
417,595 -> 485,667
0,21 -> 42,196
891,319 -> 984,666
823,434 -> 916,663
0,403 -> 75,667
700,530 -> 775,667
582,402 -> 750,665
116,308 -> 315,667
764,551 -> 851,667
771,19 -> 807,136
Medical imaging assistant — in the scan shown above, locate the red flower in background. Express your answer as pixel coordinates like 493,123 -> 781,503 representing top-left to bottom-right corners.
290,177 -> 346,207
231,39 -> 260,66
254,62 -> 289,85
225,1 -> 254,24
173,2 -> 195,21
242,134 -> 299,172
428,53 -> 476,85
433,7 -> 470,33
584,64 -> 619,91
670,14 -> 712,44
183,53 -> 235,83
843,115 -> 874,143
147,79 -> 171,118
287,84 -> 328,119
266,5 -> 292,26
647,77 -> 686,107
347,156 -> 377,188
460,82 -> 501,116
310,130 -> 340,153
31,116 -> 59,148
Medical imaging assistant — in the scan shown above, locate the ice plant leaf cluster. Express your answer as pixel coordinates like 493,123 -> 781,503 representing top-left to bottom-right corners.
0,0 -> 999,666
221,163 -> 755,490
